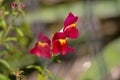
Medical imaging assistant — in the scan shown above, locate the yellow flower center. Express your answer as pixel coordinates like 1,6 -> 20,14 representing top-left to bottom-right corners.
59,39 -> 67,45
65,24 -> 76,31
70,23 -> 76,27
38,41 -> 46,47
67,23 -> 76,28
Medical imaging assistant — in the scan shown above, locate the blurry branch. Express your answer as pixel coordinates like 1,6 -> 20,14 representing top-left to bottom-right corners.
2,12 -> 18,42
0,5 -> 21,46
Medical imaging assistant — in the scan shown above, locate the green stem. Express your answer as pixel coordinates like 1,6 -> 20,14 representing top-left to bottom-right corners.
0,12 -> 18,46
3,24 -> 12,39
44,58 -> 53,69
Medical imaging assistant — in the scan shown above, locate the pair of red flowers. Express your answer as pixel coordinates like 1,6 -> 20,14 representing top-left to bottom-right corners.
29,12 -> 79,58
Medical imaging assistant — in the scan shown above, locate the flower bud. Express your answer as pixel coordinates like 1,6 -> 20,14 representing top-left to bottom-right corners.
20,3 -> 25,9
11,2 -> 18,9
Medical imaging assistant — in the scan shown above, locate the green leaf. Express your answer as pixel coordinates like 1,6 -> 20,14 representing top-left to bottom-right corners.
0,31 -> 3,40
0,19 -> 6,29
4,42 -> 10,49
27,65 -> 44,74
38,74 -> 44,80
15,28 -> 24,37
79,59 -> 100,80
0,50 -> 7,56
103,37 -> 120,70
3,11 -> 9,16
4,37 -> 17,42
0,59 -> 12,72
0,74 -> 10,80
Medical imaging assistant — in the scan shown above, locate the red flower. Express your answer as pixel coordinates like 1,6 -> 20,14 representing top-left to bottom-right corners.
29,12 -> 79,58
63,12 -> 79,39
52,32 -> 66,42
29,33 -> 51,58
52,32 -> 73,55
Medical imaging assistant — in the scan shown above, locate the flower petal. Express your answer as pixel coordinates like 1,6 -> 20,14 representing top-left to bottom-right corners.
52,41 -> 61,55
64,12 -> 78,27
61,46 -> 74,55
38,32 -> 51,46
52,32 -> 66,42
64,27 -> 79,39
52,39 -> 73,55
29,43 -> 42,56
29,42 -> 51,58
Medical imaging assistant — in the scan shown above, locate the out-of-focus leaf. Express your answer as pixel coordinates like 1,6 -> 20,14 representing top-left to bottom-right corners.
4,42 -> 10,49
3,11 -> 9,16
0,19 -> 6,29
38,74 -> 44,80
79,59 -> 100,80
0,51 -> 7,56
4,37 -> 17,42
27,65 -> 43,74
0,59 -> 12,72
27,65 -> 45,80
0,0 -> 4,4
15,28 -> 24,37
8,54 -> 37,70
103,37 -> 120,70
27,65 -> 62,80
0,31 -> 3,40
79,37 -> 120,80
0,74 -> 10,80
15,0 -> 17,1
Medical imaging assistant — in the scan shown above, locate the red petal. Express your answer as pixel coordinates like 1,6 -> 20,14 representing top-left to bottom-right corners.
52,41 -> 61,55
64,27 -> 79,39
29,47 -> 42,56
62,46 -> 74,55
29,42 -> 51,58
38,33 -> 51,46
41,44 -> 51,58
52,39 -> 73,55
52,32 -> 66,42
29,43 -> 41,56
64,12 -> 78,27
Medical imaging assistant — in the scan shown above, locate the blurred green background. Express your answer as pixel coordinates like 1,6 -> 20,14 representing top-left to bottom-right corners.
0,0 -> 120,80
